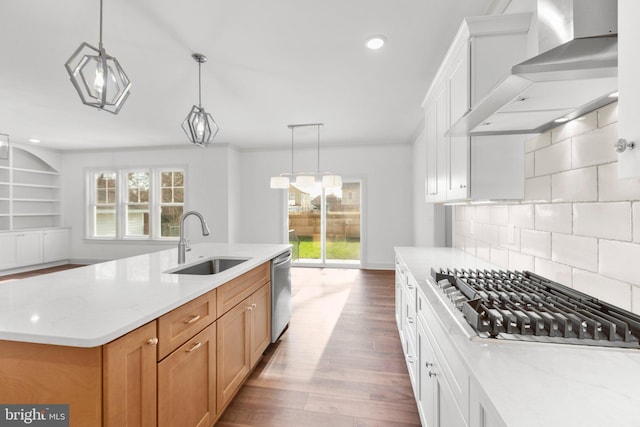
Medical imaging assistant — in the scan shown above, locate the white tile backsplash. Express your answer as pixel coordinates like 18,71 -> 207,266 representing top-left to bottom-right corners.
573,202 -> 632,241
551,233 -> 598,272
451,102 -> 640,314
508,204 -> 534,229
598,162 -> 640,202
551,110 -> 598,143
599,240 -> 640,287
534,258 -> 572,286
634,203 -> 640,243
573,269 -> 631,310
524,176 -> 551,202
508,251 -> 534,271
534,139 -> 571,176
534,203 -> 572,233
571,123 -> 618,169
551,167 -> 598,202
521,229 -> 551,259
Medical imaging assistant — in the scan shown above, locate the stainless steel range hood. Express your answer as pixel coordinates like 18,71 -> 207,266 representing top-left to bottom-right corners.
448,0 -> 618,137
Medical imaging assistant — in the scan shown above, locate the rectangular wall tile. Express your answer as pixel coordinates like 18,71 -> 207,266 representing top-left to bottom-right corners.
572,123 -> 618,169
525,152 -> 534,178
524,176 -> 551,202
476,242 -> 490,262
464,236 -> 477,256
509,204 -> 534,229
573,202 -> 632,241
499,225 -> 520,251
521,229 -> 551,259
598,101 -> 618,128
573,268 -> 631,310
490,246 -> 509,269
633,287 -> 640,315
551,167 -> 597,202
482,224 -> 500,245
454,206 -> 465,221
509,251 -> 534,271
634,202 -> 640,243
475,206 -> 490,223
534,139 -> 571,176
490,205 -> 508,225
598,162 -> 640,202
552,233 -> 598,272
551,110 -> 598,143
535,203 -> 572,233
599,240 -> 640,287
534,258 -> 573,286
525,132 -> 551,153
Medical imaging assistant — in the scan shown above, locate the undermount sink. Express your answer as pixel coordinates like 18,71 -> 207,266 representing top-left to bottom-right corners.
169,257 -> 249,275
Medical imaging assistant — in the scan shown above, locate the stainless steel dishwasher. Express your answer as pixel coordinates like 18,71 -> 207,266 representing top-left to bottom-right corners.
271,250 -> 292,342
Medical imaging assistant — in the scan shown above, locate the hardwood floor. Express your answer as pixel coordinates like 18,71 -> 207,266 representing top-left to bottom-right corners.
216,267 -> 420,427
0,264 -> 85,282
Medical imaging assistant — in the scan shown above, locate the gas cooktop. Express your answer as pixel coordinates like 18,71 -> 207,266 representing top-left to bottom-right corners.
431,268 -> 640,349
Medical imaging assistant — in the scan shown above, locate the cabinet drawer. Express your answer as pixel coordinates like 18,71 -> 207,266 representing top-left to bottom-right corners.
216,262 -> 270,316
158,291 -> 217,361
417,288 -> 469,422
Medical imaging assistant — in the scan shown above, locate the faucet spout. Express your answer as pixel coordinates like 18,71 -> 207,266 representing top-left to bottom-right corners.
178,211 -> 211,264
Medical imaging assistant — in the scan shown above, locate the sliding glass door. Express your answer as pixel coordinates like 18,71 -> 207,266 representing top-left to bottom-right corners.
287,180 -> 361,266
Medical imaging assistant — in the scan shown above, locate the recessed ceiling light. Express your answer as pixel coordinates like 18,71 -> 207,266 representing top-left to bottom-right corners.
609,91 -> 619,98
28,138 -> 40,143
365,35 -> 387,50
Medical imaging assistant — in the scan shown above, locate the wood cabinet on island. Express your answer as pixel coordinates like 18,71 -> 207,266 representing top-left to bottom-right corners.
0,243 -> 290,427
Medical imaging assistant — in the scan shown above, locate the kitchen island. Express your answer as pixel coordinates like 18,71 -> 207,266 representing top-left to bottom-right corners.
396,247 -> 640,427
0,243 -> 291,426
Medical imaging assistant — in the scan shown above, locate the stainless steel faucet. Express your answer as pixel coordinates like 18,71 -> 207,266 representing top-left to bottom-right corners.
178,211 -> 211,264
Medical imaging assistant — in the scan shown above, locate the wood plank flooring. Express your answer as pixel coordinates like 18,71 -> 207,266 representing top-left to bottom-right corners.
216,267 -> 420,427
0,264 -> 85,282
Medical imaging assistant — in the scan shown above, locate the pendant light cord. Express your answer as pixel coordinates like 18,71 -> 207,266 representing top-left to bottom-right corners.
291,127 -> 295,174
98,0 -> 103,47
317,124 -> 321,173
198,61 -> 202,108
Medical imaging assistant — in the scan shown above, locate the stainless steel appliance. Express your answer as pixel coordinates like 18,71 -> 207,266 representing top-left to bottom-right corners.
271,250 -> 292,342
432,268 -> 640,349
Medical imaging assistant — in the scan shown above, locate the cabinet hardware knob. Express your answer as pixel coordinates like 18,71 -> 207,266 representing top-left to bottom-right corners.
185,314 -> 201,324
186,342 -> 202,352
615,138 -> 636,153
251,303 -> 257,308
407,355 -> 414,364
147,338 -> 158,346
425,361 -> 433,367
428,371 -> 437,377
459,184 -> 467,189
247,306 -> 253,311
408,317 -> 415,324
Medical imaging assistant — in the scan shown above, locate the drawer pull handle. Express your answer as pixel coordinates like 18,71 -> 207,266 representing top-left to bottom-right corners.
407,355 -> 414,364
247,306 -> 253,311
425,361 -> 433,368
428,371 -> 437,378
147,338 -> 158,346
251,303 -> 257,308
186,342 -> 202,352
185,315 -> 201,324
408,317 -> 415,324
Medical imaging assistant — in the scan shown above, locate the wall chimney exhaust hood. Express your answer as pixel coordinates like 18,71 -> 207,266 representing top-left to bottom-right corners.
448,0 -> 618,137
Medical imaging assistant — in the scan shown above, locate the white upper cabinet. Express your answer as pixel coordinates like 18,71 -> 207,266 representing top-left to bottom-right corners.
617,0 -> 640,178
423,13 -> 531,202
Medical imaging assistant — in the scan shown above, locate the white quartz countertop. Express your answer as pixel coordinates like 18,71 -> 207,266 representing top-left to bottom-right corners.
395,247 -> 640,427
0,243 -> 290,347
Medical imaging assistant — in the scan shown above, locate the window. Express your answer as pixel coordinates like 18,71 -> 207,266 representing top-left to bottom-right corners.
87,168 -> 185,240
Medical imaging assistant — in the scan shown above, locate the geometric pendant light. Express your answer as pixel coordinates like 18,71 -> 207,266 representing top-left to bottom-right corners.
65,0 -> 132,114
181,53 -> 219,147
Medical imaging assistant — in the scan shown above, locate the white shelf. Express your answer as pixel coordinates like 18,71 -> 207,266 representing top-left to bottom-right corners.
0,182 -> 9,186
12,183 -> 60,189
12,167 -> 59,176
13,198 -> 59,202
13,213 -> 61,217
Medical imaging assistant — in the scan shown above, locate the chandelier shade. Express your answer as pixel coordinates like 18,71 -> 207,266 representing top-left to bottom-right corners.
65,0 -> 131,114
182,53 -> 219,147
269,123 -> 342,190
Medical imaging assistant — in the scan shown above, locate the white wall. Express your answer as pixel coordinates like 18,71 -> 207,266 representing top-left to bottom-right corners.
60,145 -> 235,262
453,102 -> 640,314
237,143 -> 414,269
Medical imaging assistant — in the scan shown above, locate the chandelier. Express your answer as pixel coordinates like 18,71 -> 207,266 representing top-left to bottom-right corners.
182,53 -> 219,147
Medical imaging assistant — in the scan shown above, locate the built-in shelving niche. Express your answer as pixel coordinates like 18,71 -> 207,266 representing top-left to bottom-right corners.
0,147 -> 61,231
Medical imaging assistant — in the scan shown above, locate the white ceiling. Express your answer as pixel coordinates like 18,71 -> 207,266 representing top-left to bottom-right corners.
0,0 -> 494,151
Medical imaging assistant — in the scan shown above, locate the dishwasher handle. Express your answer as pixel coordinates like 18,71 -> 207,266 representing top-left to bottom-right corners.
273,251 -> 292,267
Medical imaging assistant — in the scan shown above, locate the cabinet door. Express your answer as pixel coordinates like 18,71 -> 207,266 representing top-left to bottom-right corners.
16,231 -> 43,267
618,0 -> 640,178
447,136 -> 470,200
0,233 -> 17,269
417,321 -> 436,427
469,379 -> 506,427
43,229 -> 69,263
103,321 -> 157,427
435,87 -> 449,202
158,323 -> 217,427
216,299 -> 251,412
249,282 -> 271,368
425,100 -> 439,201
448,40 -> 470,125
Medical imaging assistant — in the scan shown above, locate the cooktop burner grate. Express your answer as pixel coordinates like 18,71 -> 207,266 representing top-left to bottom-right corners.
431,268 -> 640,349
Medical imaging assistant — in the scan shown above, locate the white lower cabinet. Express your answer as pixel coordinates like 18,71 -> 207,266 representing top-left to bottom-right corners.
0,228 -> 70,272
469,379 -> 506,427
